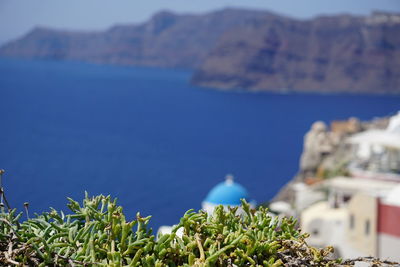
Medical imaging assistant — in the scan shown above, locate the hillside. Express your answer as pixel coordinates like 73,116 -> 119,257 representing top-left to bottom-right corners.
192,11 -> 400,94
0,9 -> 266,69
1,9 -> 400,94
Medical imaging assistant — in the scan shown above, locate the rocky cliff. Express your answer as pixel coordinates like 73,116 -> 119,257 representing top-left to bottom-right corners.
1,9 -> 399,94
192,11 -> 400,94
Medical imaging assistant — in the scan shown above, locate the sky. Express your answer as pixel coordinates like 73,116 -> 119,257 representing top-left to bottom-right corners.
0,0 -> 399,45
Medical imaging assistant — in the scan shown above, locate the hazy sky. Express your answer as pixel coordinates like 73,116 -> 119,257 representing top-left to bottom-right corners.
0,0 -> 399,44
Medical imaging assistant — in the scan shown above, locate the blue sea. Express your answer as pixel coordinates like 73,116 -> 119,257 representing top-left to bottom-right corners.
0,58 -> 399,229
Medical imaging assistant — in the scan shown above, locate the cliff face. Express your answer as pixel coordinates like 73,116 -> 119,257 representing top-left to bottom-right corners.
1,9 -> 399,94
0,9 -> 267,69
192,11 -> 400,94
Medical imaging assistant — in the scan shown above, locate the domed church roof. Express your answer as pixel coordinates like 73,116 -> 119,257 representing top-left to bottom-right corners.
204,174 -> 250,206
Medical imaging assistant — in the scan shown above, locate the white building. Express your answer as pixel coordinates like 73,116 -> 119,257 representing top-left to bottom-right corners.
300,112 -> 400,261
377,185 -> 400,260
301,177 -> 399,259
348,111 -> 400,181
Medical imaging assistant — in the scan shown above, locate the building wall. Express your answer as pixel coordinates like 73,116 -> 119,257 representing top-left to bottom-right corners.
294,183 -> 325,212
378,234 -> 400,262
378,202 -> 400,261
346,193 -> 378,257
378,202 -> 400,237
300,201 -> 363,258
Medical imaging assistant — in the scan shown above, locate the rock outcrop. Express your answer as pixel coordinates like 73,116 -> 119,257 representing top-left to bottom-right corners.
299,121 -> 337,178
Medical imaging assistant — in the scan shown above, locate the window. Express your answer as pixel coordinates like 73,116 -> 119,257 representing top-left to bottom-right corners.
349,214 -> 355,229
365,219 -> 370,235
312,229 -> 319,236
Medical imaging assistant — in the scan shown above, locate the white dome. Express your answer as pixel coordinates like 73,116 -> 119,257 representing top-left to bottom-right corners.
203,175 -> 251,206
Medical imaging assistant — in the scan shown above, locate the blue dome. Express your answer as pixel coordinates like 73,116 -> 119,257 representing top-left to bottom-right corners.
204,178 -> 250,206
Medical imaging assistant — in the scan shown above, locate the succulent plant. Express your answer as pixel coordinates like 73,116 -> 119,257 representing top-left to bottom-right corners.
0,169 -> 396,266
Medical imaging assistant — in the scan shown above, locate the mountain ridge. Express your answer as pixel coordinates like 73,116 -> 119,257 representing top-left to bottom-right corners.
192,10 -> 400,94
1,9 -> 399,94
0,8 -> 268,69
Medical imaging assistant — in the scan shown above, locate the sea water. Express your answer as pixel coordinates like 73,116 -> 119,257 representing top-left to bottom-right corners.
0,58 -> 399,228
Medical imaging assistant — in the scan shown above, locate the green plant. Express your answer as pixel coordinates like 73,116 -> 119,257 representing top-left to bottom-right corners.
0,192 -> 344,267
5,169 -> 394,266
